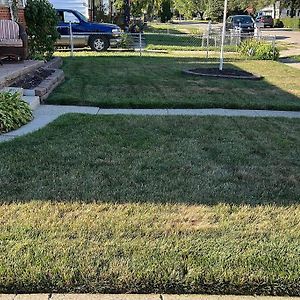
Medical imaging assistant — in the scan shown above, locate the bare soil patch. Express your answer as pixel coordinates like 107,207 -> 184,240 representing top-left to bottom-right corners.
11,68 -> 55,89
183,67 -> 263,80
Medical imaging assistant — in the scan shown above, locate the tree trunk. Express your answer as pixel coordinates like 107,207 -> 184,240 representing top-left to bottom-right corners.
290,0 -> 295,17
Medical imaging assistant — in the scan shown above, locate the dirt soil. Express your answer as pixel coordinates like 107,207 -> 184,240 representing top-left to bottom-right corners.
184,67 -> 262,80
11,68 -> 54,89
189,68 -> 255,77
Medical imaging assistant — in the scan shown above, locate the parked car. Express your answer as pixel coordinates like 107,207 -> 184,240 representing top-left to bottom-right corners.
226,15 -> 256,34
255,15 -> 274,28
55,9 -> 122,51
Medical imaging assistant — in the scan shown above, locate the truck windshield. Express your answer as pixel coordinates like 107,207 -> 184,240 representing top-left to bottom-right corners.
76,11 -> 88,22
233,16 -> 253,24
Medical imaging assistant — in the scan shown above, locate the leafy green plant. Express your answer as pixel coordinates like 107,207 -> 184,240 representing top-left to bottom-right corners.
280,17 -> 300,29
0,92 -> 33,134
239,39 -> 279,60
274,19 -> 284,28
25,0 -> 60,61
120,33 -> 135,49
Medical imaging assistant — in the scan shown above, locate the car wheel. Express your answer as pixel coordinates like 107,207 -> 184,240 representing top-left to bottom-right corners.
89,35 -> 109,52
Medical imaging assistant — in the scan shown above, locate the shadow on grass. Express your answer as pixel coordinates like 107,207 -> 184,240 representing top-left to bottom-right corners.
0,114 -> 299,206
47,54 -> 300,111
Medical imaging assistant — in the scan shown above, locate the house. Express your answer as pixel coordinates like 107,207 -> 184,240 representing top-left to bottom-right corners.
258,1 -> 300,19
0,0 -> 26,23
48,0 -> 112,21
0,0 -> 113,23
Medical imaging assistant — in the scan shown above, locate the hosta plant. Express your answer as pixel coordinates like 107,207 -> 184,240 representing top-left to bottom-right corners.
0,92 -> 33,134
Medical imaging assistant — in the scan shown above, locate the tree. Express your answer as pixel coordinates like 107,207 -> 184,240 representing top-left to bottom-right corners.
204,0 -> 224,20
159,0 -> 172,22
25,0 -> 59,60
281,0 -> 300,17
173,0 -> 206,19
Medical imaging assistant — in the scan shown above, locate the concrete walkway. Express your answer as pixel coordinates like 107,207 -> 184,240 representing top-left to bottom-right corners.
1,294 -> 300,300
1,105 -> 300,143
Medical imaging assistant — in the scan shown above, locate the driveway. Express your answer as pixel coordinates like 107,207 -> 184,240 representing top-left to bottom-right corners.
261,28 -> 300,45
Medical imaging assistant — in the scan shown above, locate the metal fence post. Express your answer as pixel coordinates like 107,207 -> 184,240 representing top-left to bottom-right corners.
206,21 -> 211,61
69,22 -> 74,58
139,31 -> 142,57
272,35 -> 276,60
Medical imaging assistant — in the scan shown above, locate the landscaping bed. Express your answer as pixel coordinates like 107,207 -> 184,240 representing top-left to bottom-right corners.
183,67 -> 262,80
11,68 -> 55,89
0,114 -> 299,294
47,52 -> 300,111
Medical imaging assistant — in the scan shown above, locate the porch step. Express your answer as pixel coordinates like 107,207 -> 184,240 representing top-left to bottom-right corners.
1,87 -> 24,95
22,95 -> 40,110
0,60 -> 44,89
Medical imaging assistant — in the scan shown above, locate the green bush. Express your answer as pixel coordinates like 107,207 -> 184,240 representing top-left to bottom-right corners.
119,33 -> 134,49
274,19 -> 284,28
25,0 -> 59,61
239,39 -> 279,60
0,92 -> 33,134
280,17 -> 300,29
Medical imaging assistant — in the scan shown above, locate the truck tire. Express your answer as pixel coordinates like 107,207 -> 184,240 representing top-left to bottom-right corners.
89,35 -> 109,52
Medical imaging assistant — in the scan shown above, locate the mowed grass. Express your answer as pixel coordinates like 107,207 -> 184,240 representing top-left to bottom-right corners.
47,52 -> 300,111
0,115 -> 299,204
0,202 -> 300,295
0,115 -> 300,294
145,22 -> 203,34
144,33 -> 238,51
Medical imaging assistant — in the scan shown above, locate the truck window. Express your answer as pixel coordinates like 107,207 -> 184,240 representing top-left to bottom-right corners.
64,12 -> 80,24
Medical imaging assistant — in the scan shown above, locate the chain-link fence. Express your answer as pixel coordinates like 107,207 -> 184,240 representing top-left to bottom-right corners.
62,25 -> 276,59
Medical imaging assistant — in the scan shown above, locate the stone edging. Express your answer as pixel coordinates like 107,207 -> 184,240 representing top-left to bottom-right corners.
34,69 -> 65,102
44,57 -> 63,70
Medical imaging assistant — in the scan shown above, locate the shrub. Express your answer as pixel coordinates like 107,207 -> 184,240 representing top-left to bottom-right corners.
280,17 -> 300,29
239,39 -> 279,60
120,33 -> 134,49
274,19 -> 284,28
0,92 -> 33,134
25,0 -> 59,61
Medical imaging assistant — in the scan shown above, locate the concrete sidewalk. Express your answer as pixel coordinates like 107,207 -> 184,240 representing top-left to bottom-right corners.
1,105 -> 300,143
1,294 -> 300,300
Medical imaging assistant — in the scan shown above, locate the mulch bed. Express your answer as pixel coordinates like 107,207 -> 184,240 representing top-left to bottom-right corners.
11,68 -> 55,89
183,67 -> 263,80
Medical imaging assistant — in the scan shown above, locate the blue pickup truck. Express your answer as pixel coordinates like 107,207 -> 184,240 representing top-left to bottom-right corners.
55,9 -> 122,51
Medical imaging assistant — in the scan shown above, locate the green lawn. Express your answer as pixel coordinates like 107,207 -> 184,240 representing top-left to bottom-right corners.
1,115 -> 299,204
144,33 -> 238,51
145,22 -> 203,34
0,114 -> 300,294
47,52 -> 300,111
292,55 -> 300,62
